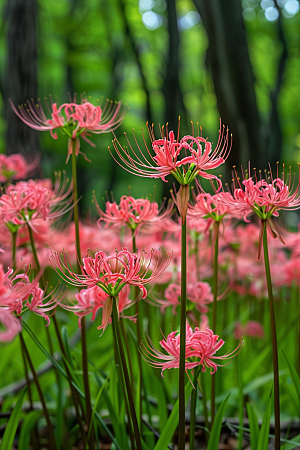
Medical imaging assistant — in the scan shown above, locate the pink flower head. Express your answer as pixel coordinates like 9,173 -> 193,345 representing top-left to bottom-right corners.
52,247 -> 171,299
0,264 -> 59,338
188,191 -> 244,224
111,121 -> 230,186
94,195 -> 173,232
0,309 -> 22,341
141,323 -> 242,378
0,153 -> 39,183
187,281 -> 213,313
234,321 -> 265,340
224,165 -> 300,221
10,97 -> 127,163
0,174 -> 73,231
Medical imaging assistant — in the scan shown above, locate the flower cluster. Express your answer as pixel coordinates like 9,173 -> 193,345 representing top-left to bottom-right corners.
10,97 -> 127,162
94,195 -> 173,232
0,265 -> 58,341
0,174 -> 73,232
141,323 -> 242,377
0,153 -> 38,183
111,123 -> 230,186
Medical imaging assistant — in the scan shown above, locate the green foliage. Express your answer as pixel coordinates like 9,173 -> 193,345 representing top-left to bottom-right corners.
0,386 -> 27,450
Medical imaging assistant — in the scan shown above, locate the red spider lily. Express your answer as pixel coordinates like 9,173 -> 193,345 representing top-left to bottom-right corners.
141,323 -> 242,378
219,165 -> 300,257
51,247 -> 171,299
10,97 -> 127,163
0,264 -> 60,339
0,153 -> 39,183
94,194 -> 174,232
187,192 -> 242,223
0,173 -> 73,232
0,309 -> 22,341
234,321 -> 265,340
110,122 -> 230,186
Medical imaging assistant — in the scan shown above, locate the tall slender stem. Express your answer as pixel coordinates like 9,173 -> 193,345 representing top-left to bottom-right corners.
210,220 -> 220,427
112,310 -> 136,450
20,332 -> 57,450
112,296 -> 142,450
262,220 -> 280,450
189,367 -> 200,450
27,223 -> 54,357
132,230 -> 143,430
178,217 -> 187,449
12,230 -> 17,271
70,139 -> 93,449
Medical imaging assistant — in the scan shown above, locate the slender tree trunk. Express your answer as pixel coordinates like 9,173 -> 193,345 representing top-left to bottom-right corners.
193,0 -> 263,169
4,0 -> 39,157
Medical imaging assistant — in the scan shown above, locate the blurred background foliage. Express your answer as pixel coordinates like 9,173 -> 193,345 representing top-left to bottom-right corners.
0,0 -> 300,215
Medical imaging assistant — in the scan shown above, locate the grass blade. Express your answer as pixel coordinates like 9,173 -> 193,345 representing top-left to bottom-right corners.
257,392 -> 272,450
18,410 -> 42,450
154,380 -> 193,450
207,394 -> 230,450
282,350 -> 300,405
246,402 -> 259,450
0,386 -> 27,450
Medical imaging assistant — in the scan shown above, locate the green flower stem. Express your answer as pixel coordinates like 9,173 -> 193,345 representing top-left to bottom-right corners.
200,371 -> 209,440
18,333 -> 39,450
237,347 -> 243,450
178,217 -> 187,450
71,138 -> 82,268
27,223 -> 54,358
189,367 -> 200,450
71,138 -> 93,449
52,316 -> 87,449
120,320 -> 135,395
262,220 -> 280,450
210,220 -> 220,428
27,222 -> 87,446
20,332 -> 57,450
132,230 -> 143,430
12,230 -> 17,271
112,296 -> 142,450
112,312 -> 136,450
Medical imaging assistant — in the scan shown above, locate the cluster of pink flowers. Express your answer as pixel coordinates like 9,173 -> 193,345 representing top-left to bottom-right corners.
0,175 -> 73,232
10,98 -> 127,163
141,323 -> 242,377
0,153 -> 38,183
0,265 -> 57,341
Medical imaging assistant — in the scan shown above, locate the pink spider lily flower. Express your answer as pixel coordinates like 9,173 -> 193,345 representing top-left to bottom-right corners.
0,309 -> 22,341
186,281 -> 213,314
234,321 -> 265,340
0,264 -> 59,334
51,247 -> 171,299
0,153 -> 39,183
110,121 -> 230,186
0,173 -> 73,232
141,323 -> 242,378
220,165 -> 300,257
10,97 -> 127,163
94,195 -> 174,233
187,192 -> 243,224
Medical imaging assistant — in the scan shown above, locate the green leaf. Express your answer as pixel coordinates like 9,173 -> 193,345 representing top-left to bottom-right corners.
154,381 -> 193,450
0,386 -> 27,450
281,433 -> 300,450
207,394 -> 230,450
282,350 -> 300,405
18,410 -> 42,450
246,403 -> 259,450
86,376 -> 110,444
257,392 -> 272,450
23,322 -> 122,450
